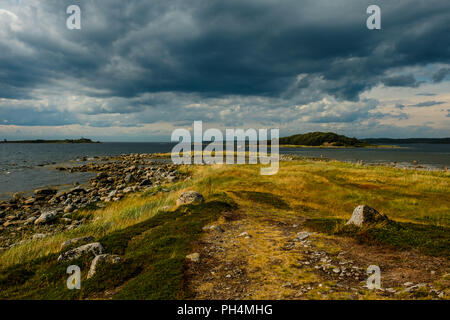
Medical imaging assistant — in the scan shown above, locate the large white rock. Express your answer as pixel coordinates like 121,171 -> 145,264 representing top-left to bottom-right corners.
346,205 -> 388,227
57,242 -> 104,262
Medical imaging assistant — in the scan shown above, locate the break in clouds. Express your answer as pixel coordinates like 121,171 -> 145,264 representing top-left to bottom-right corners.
0,0 -> 449,140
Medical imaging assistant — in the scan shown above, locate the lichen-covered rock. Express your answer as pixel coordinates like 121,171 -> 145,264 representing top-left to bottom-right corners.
34,210 -> 58,225
61,236 -> 95,250
87,254 -> 122,279
176,191 -> 204,206
294,231 -> 314,241
57,242 -> 104,262
346,205 -> 388,227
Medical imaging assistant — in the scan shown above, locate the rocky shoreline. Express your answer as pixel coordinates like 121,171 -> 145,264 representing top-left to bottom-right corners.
0,153 -> 184,250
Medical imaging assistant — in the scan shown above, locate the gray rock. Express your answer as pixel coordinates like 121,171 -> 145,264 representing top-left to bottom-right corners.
346,205 -> 388,227
87,254 -> 122,279
69,186 -> 86,194
34,210 -> 58,225
123,187 -> 133,194
64,205 -> 74,214
32,233 -> 48,240
295,231 -> 314,241
24,216 -> 37,225
124,174 -> 135,184
176,191 -> 204,206
61,236 -> 95,250
57,242 -> 104,262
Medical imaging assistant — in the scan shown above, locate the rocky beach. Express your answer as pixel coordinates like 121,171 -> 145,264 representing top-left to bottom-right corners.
0,153 -> 184,250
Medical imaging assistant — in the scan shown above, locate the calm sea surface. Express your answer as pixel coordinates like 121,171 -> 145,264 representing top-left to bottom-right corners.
0,142 -> 449,199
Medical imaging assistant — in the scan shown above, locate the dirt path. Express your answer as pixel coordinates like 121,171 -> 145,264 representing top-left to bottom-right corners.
184,210 -> 449,300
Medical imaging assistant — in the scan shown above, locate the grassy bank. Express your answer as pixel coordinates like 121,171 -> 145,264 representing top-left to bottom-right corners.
0,159 -> 448,299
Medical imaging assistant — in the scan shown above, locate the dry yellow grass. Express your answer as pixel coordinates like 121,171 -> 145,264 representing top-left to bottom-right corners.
1,158 -> 448,269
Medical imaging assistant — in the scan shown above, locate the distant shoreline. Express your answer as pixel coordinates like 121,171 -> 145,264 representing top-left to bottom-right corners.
279,144 -> 402,149
0,138 -> 101,144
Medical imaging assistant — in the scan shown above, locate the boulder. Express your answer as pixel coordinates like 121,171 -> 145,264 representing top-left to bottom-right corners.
87,254 -> 122,279
57,242 -> 104,262
346,205 -> 388,227
60,236 -> 95,250
34,210 -> 58,225
176,191 -> 204,206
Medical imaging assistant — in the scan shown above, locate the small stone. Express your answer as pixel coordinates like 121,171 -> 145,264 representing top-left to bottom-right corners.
176,191 -> 204,206
186,252 -> 200,263
32,233 -> 48,240
64,205 -> 74,214
295,231 -> 313,241
124,174 -> 135,184
333,268 -> 340,273
24,216 -> 37,225
403,282 -> 414,287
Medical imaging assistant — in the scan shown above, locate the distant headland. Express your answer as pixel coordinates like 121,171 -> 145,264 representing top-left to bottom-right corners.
279,132 -> 450,148
0,138 -> 101,144
280,132 -> 369,147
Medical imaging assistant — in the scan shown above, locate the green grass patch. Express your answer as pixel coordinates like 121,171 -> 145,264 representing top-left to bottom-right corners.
231,190 -> 290,210
0,194 -> 236,299
305,218 -> 450,258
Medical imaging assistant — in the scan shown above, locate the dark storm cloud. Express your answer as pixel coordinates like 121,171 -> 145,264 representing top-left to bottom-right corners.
416,93 -> 437,96
432,68 -> 450,83
410,101 -> 445,107
0,0 -> 449,132
381,74 -> 421,88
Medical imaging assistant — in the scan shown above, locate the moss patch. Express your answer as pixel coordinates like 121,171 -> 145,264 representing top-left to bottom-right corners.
0,196 -> 236,299
305,218 -> 450,258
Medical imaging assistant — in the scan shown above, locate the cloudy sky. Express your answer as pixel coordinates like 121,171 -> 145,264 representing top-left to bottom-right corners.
0,0 -> 449,141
